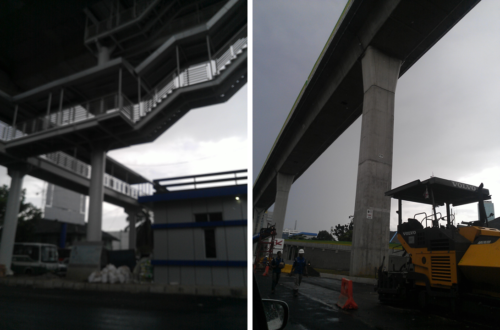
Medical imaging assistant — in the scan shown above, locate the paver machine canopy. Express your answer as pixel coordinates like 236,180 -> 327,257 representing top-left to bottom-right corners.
377,177 -> 500,310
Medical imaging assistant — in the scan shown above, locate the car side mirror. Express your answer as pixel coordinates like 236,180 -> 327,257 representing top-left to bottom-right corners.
262,299 -> 289,330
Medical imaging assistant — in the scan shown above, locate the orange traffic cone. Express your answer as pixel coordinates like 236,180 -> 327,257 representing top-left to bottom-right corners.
336,278 -> 358,310
262,265 -> 270,276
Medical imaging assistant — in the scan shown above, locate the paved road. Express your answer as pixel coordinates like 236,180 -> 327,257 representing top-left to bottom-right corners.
256,273 -> 498,330
0,285 -> 247,330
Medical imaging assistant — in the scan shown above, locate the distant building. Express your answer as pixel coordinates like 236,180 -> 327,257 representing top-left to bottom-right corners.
288,232 -> 317,240
139,171 -> 247,293
108,231 -> 130,250
43,183 -> 86,225
282,228 -> 299,239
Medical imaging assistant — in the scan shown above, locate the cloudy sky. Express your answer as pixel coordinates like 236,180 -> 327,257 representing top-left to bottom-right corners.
0,86 -> 247,232
253,0 -> 500,234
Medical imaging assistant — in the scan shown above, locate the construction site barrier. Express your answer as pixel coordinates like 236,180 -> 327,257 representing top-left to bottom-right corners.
336,278 -> 358,310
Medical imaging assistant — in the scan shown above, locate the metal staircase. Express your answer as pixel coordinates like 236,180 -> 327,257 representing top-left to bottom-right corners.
0,36 -> 247,142
135,36 -> 247,123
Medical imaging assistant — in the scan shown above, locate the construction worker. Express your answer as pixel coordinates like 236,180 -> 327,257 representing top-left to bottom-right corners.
270,251 -> 284,294
291,249 -> 307,297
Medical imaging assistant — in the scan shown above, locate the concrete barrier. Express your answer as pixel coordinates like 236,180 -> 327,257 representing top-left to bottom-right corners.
0,277 -> 247,298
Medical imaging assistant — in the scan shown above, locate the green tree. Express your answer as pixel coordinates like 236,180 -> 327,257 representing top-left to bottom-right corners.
0,185 -> 43,242
315,230 -> 334,241
331,221 -> 354,242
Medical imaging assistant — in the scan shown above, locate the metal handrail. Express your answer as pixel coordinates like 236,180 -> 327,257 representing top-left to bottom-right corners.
44,150 -> 153,199
3,36 -> 247,140
135,36 -> 247,123
0,36 -> 247,198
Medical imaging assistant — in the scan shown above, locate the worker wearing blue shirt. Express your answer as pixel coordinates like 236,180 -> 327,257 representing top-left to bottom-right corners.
270,251 -> 283,294
291,249 -> 307,297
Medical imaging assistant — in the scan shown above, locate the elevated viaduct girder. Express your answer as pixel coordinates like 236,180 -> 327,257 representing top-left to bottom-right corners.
253,0 -> 480,276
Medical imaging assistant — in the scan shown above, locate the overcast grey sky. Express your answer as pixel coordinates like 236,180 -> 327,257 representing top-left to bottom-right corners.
0,86 -> 247,232
253,0 -> 500,234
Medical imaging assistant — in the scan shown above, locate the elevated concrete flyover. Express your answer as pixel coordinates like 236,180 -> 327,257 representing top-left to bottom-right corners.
253,0 -> 481,276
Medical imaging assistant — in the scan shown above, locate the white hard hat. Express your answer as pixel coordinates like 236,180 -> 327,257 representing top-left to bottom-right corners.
299,249 -> 305,254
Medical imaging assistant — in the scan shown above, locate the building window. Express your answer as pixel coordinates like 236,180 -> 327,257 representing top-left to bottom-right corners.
208,213 -> 223,221
204,229 -> 216,258
195,212 -> 223,222
195,214 -> 208,222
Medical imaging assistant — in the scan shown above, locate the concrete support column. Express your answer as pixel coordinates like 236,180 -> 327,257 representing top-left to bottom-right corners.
350,47 -> 401,277
0,169 -> 26,274
87,146 -> 107,242
273,172 -> 294,238
126,209 -> 137,251
253,207 -> 265,235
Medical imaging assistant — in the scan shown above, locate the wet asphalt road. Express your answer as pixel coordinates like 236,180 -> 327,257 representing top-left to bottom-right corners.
256,273 -> 498,330
0,285 -> 247,330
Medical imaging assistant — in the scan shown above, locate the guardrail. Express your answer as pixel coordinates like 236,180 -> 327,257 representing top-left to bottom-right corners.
0,136 -> 153,200
43,151 -> 153,198
135,36 -> 247,123
3,36 -> 247,141
1,93 -> 134,142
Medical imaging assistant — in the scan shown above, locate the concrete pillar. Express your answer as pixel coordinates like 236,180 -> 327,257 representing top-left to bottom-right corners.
0,169 -> 26,274
87,146 -> 107,242
273,172 -> 294,238
98,46 -> 111,65
126,209 -> 137,251
350,46 -> 401,277
253,207 -> 265,235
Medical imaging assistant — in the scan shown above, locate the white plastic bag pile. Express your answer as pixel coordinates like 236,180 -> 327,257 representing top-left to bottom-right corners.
88,264 -> 132,284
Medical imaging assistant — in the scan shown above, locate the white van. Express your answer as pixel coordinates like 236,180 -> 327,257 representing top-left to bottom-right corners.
11,243 -> 59,275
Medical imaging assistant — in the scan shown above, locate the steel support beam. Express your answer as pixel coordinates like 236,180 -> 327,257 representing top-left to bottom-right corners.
87,146 -> 107,242
0,168 -> 27,274
11,105 -> 18,139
